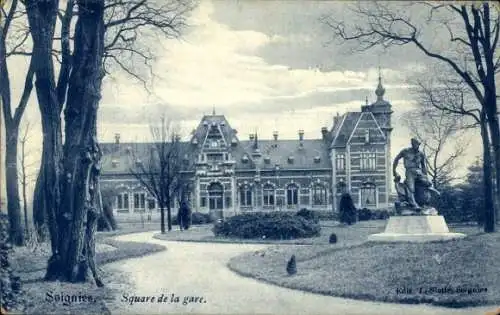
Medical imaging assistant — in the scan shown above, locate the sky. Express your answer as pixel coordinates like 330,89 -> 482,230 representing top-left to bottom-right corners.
1,0 -> 485,202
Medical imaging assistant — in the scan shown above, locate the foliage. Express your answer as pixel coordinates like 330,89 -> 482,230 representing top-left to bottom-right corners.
296,208 -> 320,224
0,213 -> 25,312
212,212 -> 321,240
339,193 -> 357,224
329,233 -> 337,244
177,202 -> 192,230
286,255 -> 297,275
357,208 -> 372,221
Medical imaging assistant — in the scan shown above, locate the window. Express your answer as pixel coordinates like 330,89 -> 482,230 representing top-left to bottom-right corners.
225,196 -> 232,208
336,182 -> 347,194
263,184 -> 275,206
133,193 -> 146,211
361,151 -> 376,170
200,197 -> 207,207
116,193 -> 129,212
286,184 -> 298,206
240,186 -> 253,206
148,199 -> 156,210
364,130 -> 370,143
312,184 -> 327,206
336,154 -> 345,171
211,140 -> 218,148
361,183 -> 377,207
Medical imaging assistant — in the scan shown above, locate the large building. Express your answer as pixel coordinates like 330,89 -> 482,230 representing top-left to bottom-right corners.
100,77 -> 393,219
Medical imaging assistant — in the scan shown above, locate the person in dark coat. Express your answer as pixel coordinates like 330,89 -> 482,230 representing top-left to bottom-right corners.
339,192 -> 357,225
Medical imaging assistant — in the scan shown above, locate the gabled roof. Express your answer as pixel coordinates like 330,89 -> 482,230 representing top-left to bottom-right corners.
191,115 -> 239,147
347,111 -> 386,144
330,112 -> 362,148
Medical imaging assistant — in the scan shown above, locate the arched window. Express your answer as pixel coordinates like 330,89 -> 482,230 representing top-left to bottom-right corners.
312,184 -> 327,206
208,182 -> 223,210
360,182 -> 376,207
263,184 -> 275,206
240,185 -> 253,206
286,184 -> 298,206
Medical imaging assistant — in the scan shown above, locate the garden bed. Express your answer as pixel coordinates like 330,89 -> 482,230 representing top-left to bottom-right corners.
228,225 -> 498,308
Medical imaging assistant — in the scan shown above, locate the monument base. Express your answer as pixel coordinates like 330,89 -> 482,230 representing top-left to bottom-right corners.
368,215 -> 466,243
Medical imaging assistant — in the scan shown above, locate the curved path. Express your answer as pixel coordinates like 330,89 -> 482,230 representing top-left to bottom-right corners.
103,231 -> 495,315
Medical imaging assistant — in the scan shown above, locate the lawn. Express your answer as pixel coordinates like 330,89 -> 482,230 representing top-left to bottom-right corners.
228,223 -> 498,308
10,226 -> 166,314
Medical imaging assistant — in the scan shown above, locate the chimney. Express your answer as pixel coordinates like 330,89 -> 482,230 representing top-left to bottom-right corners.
273,131 -> 278,141
298,130 -> 304,141
333,112 -> 340,125
321,127 -> 328,140
114,133 -> 120,144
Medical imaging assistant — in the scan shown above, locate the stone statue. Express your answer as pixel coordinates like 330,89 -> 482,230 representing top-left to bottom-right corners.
392,138 -> 440,215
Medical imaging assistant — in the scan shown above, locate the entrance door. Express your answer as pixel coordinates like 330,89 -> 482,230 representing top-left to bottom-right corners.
208,182 -> 223,210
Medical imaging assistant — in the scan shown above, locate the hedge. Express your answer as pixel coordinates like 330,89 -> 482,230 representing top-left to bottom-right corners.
213,212 -> 321,240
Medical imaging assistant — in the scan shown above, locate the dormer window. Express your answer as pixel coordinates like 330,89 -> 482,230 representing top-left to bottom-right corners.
125,146 -> 132,154
231,137 -> 238,146
111,159 -> 119,168
288,156 -> 294,164
135,159 -> 143,167
264,156 -> 271,164
314,156 -> 321,163
203,120 -> 208,126
242,155 -> 249,163
192,138 -> 198,144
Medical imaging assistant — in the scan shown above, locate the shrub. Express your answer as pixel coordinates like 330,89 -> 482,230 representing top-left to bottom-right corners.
213,212 -> 321,240
296,208 -> 319,223
0,213 -> 24,313
329,233 -> 337,244
286,255 -> 297,275
358,208 -> 372,221
191,212 -> 213,225
371,209 -> 390,220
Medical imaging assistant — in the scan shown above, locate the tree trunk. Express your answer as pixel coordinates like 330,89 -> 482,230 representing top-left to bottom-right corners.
160,204 -> 166,234
49,0 -> 105,286
485,93 -> 498,232
26,0 -> 62,256
5,127 -> 24,245
21,138 -> 29,236
480,112 -> 495,232
167,202 -> 172,232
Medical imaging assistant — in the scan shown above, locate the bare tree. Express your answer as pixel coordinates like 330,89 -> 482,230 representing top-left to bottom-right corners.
403,105 -> 470,189
1,0 -> 34,245
0,0 -> 195,241
323,2 -> 499,232
18,121 -> 37,237
129,117 -> 187,233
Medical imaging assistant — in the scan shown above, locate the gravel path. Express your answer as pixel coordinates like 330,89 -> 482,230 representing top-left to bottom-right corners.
103,231 -> 495,315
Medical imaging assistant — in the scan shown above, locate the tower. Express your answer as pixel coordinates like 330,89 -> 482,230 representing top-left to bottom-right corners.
369,71 -> 393,200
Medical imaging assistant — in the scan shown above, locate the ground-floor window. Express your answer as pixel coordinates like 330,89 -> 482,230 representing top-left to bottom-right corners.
360,183 -> 376,207
263,184 -> 275,206
116,193 -> 129,212
240,186 -> 253,206
312,184 -> 327,206
208,182 -> 223,210
286,184 -> 298,206
133,192 -> 146,212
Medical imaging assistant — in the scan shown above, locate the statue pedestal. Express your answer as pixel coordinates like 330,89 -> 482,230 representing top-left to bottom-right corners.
368,215 -> 466,243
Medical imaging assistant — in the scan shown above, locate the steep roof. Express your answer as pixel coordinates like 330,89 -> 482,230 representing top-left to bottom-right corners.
330,112 -> 362,148
237,139 -> 330,170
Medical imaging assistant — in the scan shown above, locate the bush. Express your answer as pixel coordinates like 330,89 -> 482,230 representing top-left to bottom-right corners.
329,233 -> 337,244
191,212 -> 213,225
213,212 -> 321,240
296,208 -> 319,223
371,209 -> 390,220
358,208 -> 372,221
0,213 -> 24,313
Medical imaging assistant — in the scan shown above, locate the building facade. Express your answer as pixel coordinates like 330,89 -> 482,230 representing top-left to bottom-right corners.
100,78 -> 393,218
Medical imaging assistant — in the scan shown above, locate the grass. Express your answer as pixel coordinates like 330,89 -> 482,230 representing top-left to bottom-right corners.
10,226 -> 166,315
227,223 -> 498,308
153,220 -> 388,245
